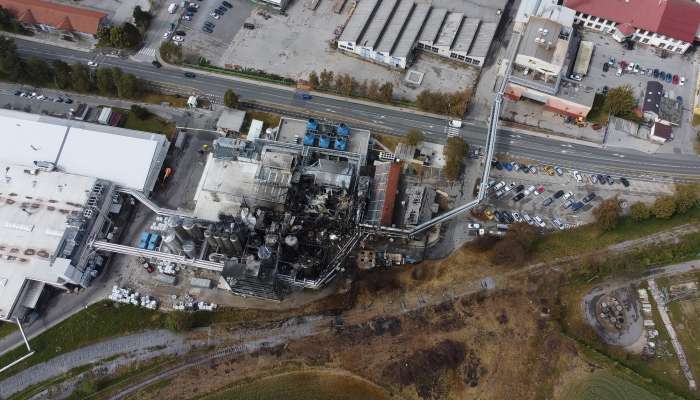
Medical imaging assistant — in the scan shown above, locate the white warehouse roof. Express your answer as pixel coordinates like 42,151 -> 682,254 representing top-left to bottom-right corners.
0,109 -> 169,194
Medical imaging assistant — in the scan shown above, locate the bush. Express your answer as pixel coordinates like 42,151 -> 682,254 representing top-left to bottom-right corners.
159,41 -> 182,64
674,184 -> 699,214
442,137 -> 468,181
130,104 -> 151,119
652,196 -> 676,219
403,129 -> 424,146
490,223 -> 539,266
224,89 -> 239,108
416,89 -> 471,117
593,197 -> 621,231
629,202 -> 651,221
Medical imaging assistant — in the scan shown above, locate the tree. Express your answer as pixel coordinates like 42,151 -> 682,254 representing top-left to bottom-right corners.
24,58 -> 51,86
0,36 -> 23,81
319,69 -> 333,89
0,6 -> 26,33
652,196 -> 676,219
367,80 -> 379,100
379,82 -> 393,103
165,311 -> 195,332
159,41 -> 182,64
223,89 -> 239,108
51,60 -> 72,89
308,70 -> 319,89
592,197 -> 621,231
132,6 -> 151,29
490,223 -> 539,266
403,129 -> 424,146
629,202 -> 651,222
674,184 -> 699,214
70,63 -> 92,93
442,137 -> 468,181
115,72 -> 140,99
95,67 -> 115,96
130,104 -> 151,119
602,85 -> 637,121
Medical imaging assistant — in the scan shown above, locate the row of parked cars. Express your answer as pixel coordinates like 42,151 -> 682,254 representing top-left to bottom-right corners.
606,58 -> 685,85
13,90 -> 73,104
492,209 -> 566,230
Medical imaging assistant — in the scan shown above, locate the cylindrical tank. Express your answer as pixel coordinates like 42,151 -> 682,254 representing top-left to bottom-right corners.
204,230 -> 217,248
208,253 -> 227,263
168,216 -> 191,242
182,219 -> 202,241
229,234 -> 242,254
162,232 -> 181,254
213,232 -> 224,251
182,240 -> 196,259
221,233 -> 234,255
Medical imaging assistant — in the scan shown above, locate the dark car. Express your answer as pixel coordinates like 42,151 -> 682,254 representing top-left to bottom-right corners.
302,93 -> 312,100
204,21 -> 215,27
572,201 -> 585,212
175,30 -> 186,36
185,11 -> 194,16
602,62 -> 609,72
184,72 -> 196,78
605,175 -> 614,185
620,177 -> 630,187
64,98 -> 73,104
495,162 -> 503,170
504,212 -> 515,224
553,190 -> 565,199
582,193 -> 596,203
222,0 -> 233,7
216,5 -> 227,12
597,174 -> 605,184
187,7 -> 198,12
202,26 -> 213,33
543,197 -> 553,207
601,85 -> 609,95
659,71 -> 666,81
513,193 -> 525,202
515,184 -> 525,193
653,68 -> 659,78
13,90 -> 21,96
243,22 -> 255,29
677,96 -> 683,104
665,73 -> 673,83
152,60 -> 162,68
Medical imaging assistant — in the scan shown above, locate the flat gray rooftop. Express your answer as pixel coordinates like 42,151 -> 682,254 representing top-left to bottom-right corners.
518,16 -> 563,62
276,118 -> 370,159
393,3 -> 431,57
435,12 -> 463,47
339,0 -> 380,43
420,8 -> 447,43
468,21 -> 498,57
360,0 -> 398,48
376,0 -> 414,53
432,0 -> 507,22
452,18 -> 479,52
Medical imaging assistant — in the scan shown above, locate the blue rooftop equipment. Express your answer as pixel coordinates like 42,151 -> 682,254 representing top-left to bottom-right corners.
334,137 -> 347,151
336,123 -> 350,137
306,118 -> 319,132
319,135 -> 331,148
138,232 -> 151,249
303,133 -> 316,146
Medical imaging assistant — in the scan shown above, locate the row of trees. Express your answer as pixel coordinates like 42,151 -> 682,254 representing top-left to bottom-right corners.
308,69 -> 394,103
0,36 -> 144,98
0,6 -> 26,34
416,89 -> 471,118
594,185 -> 699,231
97,22 -> 142,49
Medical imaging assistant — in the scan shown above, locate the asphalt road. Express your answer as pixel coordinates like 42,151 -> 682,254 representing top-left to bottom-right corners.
14,38 -> 700,180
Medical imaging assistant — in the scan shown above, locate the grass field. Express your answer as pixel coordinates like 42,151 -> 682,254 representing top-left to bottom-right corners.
533,206 -> 700,261
0,321 -> 17,339
124,112 -> 177,139
559,371 -> 660,400
199,370 -> 394,400
373,133 -> 401,152
0,302 -> 166,379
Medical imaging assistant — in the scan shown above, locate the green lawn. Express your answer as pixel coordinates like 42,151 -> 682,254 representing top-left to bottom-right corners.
0,321 -> 17,339
0,302 -> 166,379
124,112 -> 176,139
533,206 -> 700,261
560,371 -> 660,400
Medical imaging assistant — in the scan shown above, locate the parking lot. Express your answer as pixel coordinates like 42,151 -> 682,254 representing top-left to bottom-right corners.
462,159 -> 674,234
176,0 -> 254,61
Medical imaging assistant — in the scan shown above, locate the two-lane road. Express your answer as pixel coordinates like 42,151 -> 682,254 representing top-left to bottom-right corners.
14,38 -> 700,180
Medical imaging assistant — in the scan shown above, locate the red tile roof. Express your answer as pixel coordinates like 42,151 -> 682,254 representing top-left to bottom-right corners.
380,162 -> 401,227
0,0 -> 106,35
565,0 -> 700,42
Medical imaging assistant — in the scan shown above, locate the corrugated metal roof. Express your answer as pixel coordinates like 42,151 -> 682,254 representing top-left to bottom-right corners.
419,8 -> 447,43
467,21 -> 497,56
360,0 -> 399,48
393,3 -> 430,57
452,17 -> 479,52
339,0 -> 381,43
435,12 -> 463,47
376,0 -> 414,53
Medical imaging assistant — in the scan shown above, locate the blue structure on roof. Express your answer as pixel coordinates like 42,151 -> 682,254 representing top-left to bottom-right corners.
303,133 -> 316,146
334,137 -> 347,151
303,119 -> 351,151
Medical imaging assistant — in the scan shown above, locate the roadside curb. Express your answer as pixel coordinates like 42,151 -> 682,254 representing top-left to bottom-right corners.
5,32 -> 92,53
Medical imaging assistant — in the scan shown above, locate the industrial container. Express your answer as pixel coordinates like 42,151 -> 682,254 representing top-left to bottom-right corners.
155,273 -> 177,285
334,137 -> 347,151
319,135 -> 331,148
147,233 -> 161,250
303,133 -> 316,146
138,232 -> 151,249
336,123 -> 350,137
190,277 -> 212,288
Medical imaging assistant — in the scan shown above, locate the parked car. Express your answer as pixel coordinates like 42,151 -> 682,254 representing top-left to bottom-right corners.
666,73 -> 673,83
494,162 -> 503,170
87,60 -> 98,67
562,199 -> 574,209
533,216 -> 546,228
524,185 -> 536,196
543,197 -> 553,207
13,90 -> 20,96
152,60 -> 162,68
653,68 -> 659,78
583,193 -> 596,203
620,177 -> 630,187
672,74 -> 679,85
572,170 -> 582,183
535,186 -> 545,195
680,76 -> 686,86
529,165 -> 537,174
495,189 -> 506,199
522,213 -> 534,225
553,190 -> 565,199
677,96 -> 683,104
554,166 -> 564,176
512,212 -> 522,223
163,31 -> 171,39
184,72 -> 196,78
504,162 -> 513,171
467,222 -> 481,229
243,22 -> 255,29
202,26 -> 213,33
572,202 -> 585,212
616,68 -> 622,77
605,175 -> 614,185
172,35 -> 185,42
64,98 -> 73,104
513,193 -> 525,202
659,71 -> 666,81
222,0 -> 233,7
514,184 -> 525,193
552,218 -> 565,230
602,63 -> 609,72
210,11 -> 221,19
597,174 -> 605,184
590,174 -> 598,184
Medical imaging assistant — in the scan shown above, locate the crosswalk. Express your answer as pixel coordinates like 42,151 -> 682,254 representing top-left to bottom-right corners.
137,47 -> 157,58
446,126 -> 461,138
